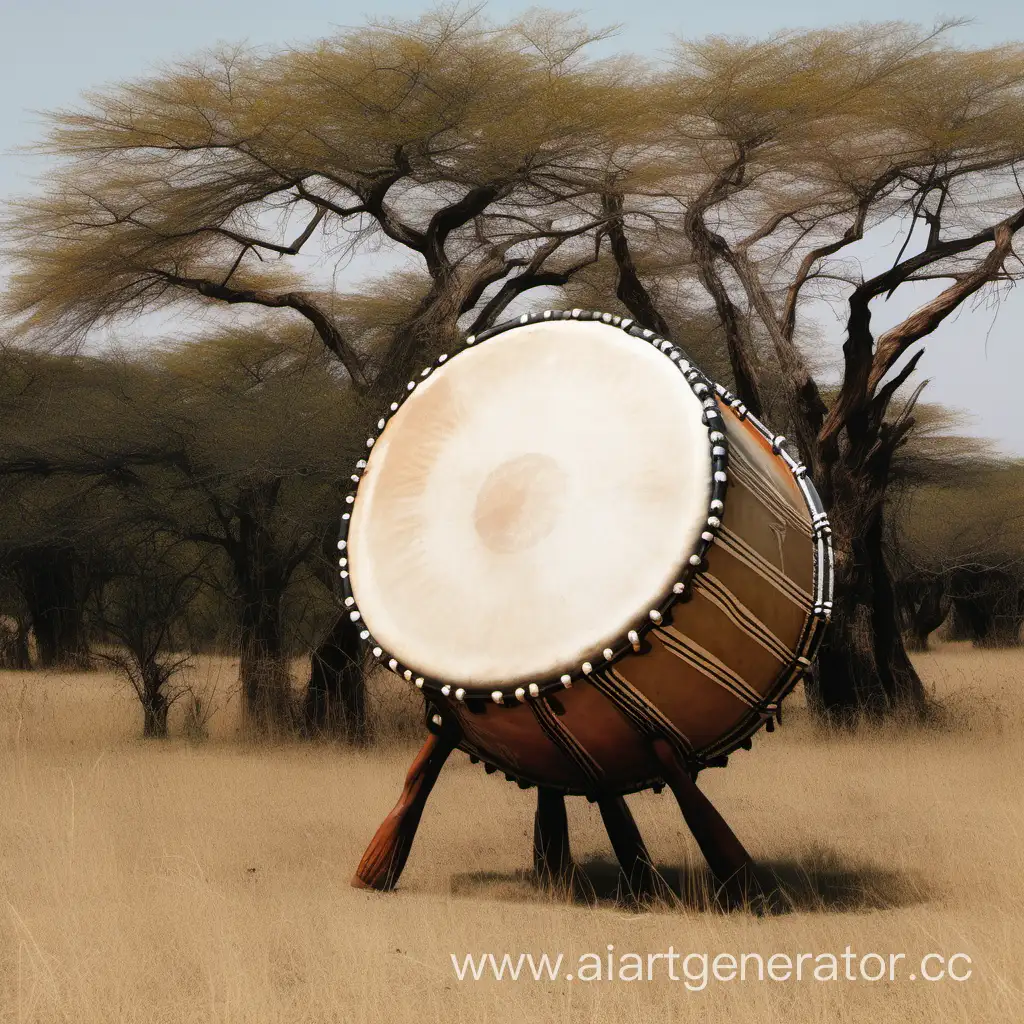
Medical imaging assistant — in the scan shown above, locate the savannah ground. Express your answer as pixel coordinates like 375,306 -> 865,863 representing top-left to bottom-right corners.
0,644 -> 1020,1023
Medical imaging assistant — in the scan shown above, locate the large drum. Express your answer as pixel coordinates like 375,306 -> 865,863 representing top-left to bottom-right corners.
340,309 -> 833,796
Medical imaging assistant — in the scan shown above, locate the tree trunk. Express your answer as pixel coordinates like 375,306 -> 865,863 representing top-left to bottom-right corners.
142,670 -> 169,738
902,578 -> 950,652
807,459 -> 927,723
231,484 -> 296,737
974,583 -> 1024,648
238,598 -> 293,736
945,599 -> 977,642
302,612 -> 368,743
15,547 -> 90,669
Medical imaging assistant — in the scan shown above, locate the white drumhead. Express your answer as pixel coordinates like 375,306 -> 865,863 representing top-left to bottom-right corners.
348,319 -> 712,686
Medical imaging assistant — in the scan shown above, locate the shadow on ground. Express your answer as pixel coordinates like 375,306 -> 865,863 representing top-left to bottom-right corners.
450,846 -> 927,915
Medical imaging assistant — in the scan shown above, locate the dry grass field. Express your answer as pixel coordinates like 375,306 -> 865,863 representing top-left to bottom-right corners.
1,644 -> 1022,1023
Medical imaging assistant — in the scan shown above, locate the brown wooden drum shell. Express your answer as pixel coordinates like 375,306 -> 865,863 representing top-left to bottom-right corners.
446,397 -> 822,796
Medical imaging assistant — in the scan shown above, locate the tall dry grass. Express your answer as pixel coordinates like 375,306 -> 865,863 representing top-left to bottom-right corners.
1,643 -> 1022,1022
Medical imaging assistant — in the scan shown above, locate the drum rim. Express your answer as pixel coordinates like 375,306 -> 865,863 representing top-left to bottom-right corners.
337,308 -> 730,701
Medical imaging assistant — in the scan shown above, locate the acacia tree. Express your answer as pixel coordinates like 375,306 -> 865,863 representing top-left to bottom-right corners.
1,10 -> 630,395
604,25 -> 1024,719
90,529 -> 208,737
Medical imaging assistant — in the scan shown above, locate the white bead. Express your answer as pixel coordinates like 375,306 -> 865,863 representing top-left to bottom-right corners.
438,353 -> 448,362
339,558 -> 347,567
520,313 -> 529,323
602,312 -> 612,322
356,460 -> 367,469
455,687 -> 465,701
621,319 -> 633,329
349,610 -> 361,622
643,329 -> 653,337
649,610 -> 662,624
431,713 -> 442,726
415,678 -> 425,689
372,647 -> 382,658
390,402 -> 398,412
603,648 -> 614,661
491,691 -> 504,704
712,446 -> 726,457
628,630 -> 640,650
707,517 -> 721,528
359,630 -> 369,640
543,310 -> 552,319
714,471 -> 727,483
689,554 -> 701,566
340,570 -> 348,578
560,674 -> 572,688
351,474 -> 360,483
344,596 -> 354,607
711,499 -> 724,512
702,531 -> 714,542
571,308 -> 582,318
345,495 -> 354,504
337,540 -> 346,550
679,360 -> 690,370
673,582 -> 685,594
528,683 -> 540,697
466,334 -> 476,345
710,432 -> 724,442
342,513 -> 350,521
388,659 -> 398,671
515,687 -> 526,700
582,662 -> 593,674
366,437 -> 375,447
377,419 -> 385,430
406,381 -> 415,391
420,367 -> 431,377
441,684 -> 451,696
403,669 -> 412,681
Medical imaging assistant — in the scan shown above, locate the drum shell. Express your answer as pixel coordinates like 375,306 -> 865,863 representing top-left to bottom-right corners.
446,398 -> 821,795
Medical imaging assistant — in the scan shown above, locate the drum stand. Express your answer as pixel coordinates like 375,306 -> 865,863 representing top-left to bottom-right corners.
352,717 -> 759,906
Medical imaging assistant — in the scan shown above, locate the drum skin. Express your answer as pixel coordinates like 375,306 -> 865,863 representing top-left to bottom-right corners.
447,398 -> 826,796
341,310 -> 833,797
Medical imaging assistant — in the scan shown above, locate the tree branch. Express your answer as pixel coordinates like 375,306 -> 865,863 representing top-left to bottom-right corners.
154,271 -> 369,390
602,192 -> 672,338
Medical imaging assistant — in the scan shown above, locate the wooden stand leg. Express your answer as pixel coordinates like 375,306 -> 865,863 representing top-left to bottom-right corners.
651,739 -> 761,905
533,788 -> 574,885
351,726 -> 458,891
597,794 -> 659,901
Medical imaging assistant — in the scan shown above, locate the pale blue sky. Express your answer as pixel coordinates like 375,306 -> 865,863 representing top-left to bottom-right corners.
2,1 -> 1023,452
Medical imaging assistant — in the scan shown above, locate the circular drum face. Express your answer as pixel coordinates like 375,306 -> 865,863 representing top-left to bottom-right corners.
347,319 -> 712,687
